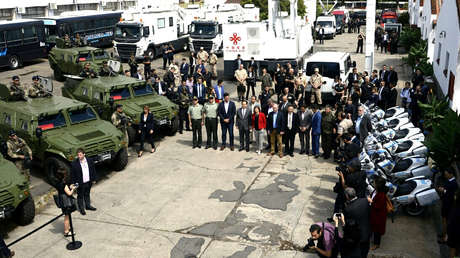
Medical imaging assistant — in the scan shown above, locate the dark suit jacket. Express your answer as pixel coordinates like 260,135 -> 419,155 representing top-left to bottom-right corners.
388,70 -> 398,85
154,82 -> 167,95
249,60 -> 258,70
297,110 -> 313,129
192,84 -> 207,100
266,111 -> 285,132
311,111 -> 322,135
348,72 -> 359,87
388,88 -> 398,108
284,112 -> 299,133
180,63 -> 189,76
71,157 -> 97,185
234,58 -> 243,71
357,114 -> 372,144
139,112 -> 155,131
217,101 -> 236,124
236,108 -> 252,130
344,197 -> 371,243
378,85 -> 390,108
379,70 -> 388,82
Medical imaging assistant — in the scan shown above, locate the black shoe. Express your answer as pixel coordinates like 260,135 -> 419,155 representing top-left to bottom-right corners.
186,129 -> 192,131
193,146 -> 196,149
213,146 -> 217,150
205,146 -> 210,149
179,131 -> 183,134
86,206 -> 97,211
246,149 -> 249,152
239,148 -> 244,152
314,155 -> 319,158
305,151 -> 310,155
198,146 -> 201,149
290,153 -> 294,157
80,210 -> 86,215
300,150 -> 305,154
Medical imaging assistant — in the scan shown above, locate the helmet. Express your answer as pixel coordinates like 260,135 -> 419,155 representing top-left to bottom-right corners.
8,129 -> 16,136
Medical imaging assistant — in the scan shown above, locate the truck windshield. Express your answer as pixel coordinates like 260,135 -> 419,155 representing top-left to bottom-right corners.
382,18 -> 397,24
69,107 -> 97,124
110,87 -> 131,100
191,23 -> 217,36
306,62 -> 340,79
115,24 -> 141,41
38,112 -> 66,130
93,50 -> 109,60
317,21 -> 333,28
133,84 -> 154,96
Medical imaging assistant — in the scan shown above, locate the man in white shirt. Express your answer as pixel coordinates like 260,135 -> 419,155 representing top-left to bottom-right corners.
71,148 -> 97,215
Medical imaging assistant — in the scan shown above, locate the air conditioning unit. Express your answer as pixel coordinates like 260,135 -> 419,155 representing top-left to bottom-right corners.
17,7 -> 26,14
49,3 -> 57,10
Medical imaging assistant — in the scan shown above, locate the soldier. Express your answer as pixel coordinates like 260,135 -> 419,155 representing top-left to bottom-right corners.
143,53 -> 152,80
80,62 -> 97,78
111,104 -> 131,154
73,33 -> 85,47
99,61 -> 114,77
8,76 -> 26,101
197,47 -> 209,64
208,50 -> 218,78
63,34 -> 72,48
321,105 -> 336,159
128,54 -> 138,78
178,80 -> 191,134
28,76 -> 50,98
188,96 -> 204,148
6,130 -> 33,181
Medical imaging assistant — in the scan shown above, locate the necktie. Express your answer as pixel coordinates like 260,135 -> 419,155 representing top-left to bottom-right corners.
198,85 -> 201,98
288,114 -> 292,129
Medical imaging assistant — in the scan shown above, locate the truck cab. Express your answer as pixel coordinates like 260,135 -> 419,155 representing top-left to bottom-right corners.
189,21 -> 223,54
315,16 -> 337,39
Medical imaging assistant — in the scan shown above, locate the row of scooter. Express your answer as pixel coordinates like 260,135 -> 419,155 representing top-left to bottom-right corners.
359,105 -> 439,216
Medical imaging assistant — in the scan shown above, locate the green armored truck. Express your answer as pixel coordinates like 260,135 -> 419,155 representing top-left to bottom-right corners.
0,79 -> 128,186
0,155 -> 35,225
62,75 -> 179,144
48,45 -> 122,81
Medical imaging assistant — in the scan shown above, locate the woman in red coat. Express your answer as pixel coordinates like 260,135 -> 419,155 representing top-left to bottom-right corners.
370,177 -> 389,250
251,106 -> 266,155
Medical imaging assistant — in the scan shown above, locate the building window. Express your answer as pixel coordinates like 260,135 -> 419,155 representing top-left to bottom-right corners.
448,72 -> 455,100
444,51 -> 449,77
0,9 -> 13,20
77,4 -> 98,11
55,5 -> 75,15
158,18 -> 165,29
436,43 -> 442,65
23,7 -> 46,18
169,17 -> 174,27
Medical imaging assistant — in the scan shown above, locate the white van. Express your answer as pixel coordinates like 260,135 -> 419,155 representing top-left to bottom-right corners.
315,16 -> 337,38
303,52 -> 356,101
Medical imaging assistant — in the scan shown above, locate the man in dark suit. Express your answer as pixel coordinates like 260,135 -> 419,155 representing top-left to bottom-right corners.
297,105 -> 312,155
71,148 -> 97,215
378,80 -> 390,110
266,104 -> 285,157
236,100 -> 252,152
344,187 -> 371,258
153,76 -> 167,96
379,65 -> 388,82
218,93 -> 236,151
284,105 -> 298,157
387,65 -> 398,86
180,58 -> 189,81
438,167 -> 459,244
234,54 -> 243,72
355,105 -> 372,146
193,77 -> 207,104
348,68 -> 359,88
249,56 -> 259,76
311,105 -> 322,158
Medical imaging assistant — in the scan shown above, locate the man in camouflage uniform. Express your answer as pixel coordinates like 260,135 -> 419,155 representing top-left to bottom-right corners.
8,76 -> 26,101
73,33 -> 85,47
6,130 -> 33,181
28,76 -> 50,98
111,104 -> 131,152
63,34 -> 72,48
99,61 -> 114,77
128,54 -> 138,78
80,62 -> 97,78
321,105 -> 336,160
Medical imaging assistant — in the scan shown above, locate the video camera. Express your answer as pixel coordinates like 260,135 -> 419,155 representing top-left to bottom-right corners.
302,238 -> 316,252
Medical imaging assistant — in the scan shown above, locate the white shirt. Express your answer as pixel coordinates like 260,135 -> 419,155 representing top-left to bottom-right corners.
288,113 -> 293,129
197,84 -> 202,98
158,83 -> 163,95
242,108 -> 246,117
80,158 -> 90,183
224,101 -> 229,113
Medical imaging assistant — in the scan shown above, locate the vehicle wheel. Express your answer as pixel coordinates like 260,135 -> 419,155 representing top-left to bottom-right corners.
168,115 -> 179,136
44,156 -> 71,187
146,47 -> 155,59
14,196 -> 35,226
405,202 -> 425,216
8,55 -> 21,69
54,67 -> 65,81
127,126 -> 137,146
111,148 -> 128,171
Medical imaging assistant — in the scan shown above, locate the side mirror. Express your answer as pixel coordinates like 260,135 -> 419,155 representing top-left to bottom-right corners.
35,127 -> 43,138
143,26 -> 150,37
109,97 -> 114,107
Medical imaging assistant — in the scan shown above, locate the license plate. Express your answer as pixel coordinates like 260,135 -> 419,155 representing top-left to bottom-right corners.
101,153 -> 111,161
159,119 -> 168,125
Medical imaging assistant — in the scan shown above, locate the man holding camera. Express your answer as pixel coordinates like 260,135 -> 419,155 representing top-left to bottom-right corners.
111,104 -> 131,150
7,130 -> 33,181
306,221 -> 341,257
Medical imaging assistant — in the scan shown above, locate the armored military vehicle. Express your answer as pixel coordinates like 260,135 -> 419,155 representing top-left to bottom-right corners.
0,155 -> 35,225
48,45 -> 122,81
62,75 -> 179,143
0,77 -> 128,186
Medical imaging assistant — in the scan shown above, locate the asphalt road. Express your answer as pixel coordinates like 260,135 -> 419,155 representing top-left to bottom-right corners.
0,30 -> 442,258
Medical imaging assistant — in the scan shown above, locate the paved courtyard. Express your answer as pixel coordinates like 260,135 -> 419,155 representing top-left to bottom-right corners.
0,29 -> 441,258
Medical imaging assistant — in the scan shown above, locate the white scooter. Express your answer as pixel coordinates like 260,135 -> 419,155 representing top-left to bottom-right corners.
382,139 -> 428,158
376,127 -> 425,142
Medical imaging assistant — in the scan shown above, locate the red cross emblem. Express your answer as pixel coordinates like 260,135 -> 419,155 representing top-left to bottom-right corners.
229,33 -> 241,45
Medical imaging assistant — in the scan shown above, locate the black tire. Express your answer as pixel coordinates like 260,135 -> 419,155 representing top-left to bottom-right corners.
14,196 -> 35,226
127,126 -> 136,146
111,148 -> 128,171
405,202 -> 425,216
8,55 -> 21,69
54,67 -> 65,81
146,47 -> 155,59
168,115 -> 179,136
44,156 -> 71,187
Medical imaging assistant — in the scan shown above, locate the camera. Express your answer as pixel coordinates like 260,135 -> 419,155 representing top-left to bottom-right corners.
302,238 -> 316,252
74,183 -> 79,189
334,213 -> 342,219
120,116 -> 128,125
335,164 -> 347,173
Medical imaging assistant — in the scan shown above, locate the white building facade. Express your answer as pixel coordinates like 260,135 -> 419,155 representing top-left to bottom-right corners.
421,0 -> 440,62
433,0 -> 460,111
0,0 -> 137,20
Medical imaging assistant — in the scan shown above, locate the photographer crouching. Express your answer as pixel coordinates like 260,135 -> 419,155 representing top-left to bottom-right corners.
304,219 -> 342,257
